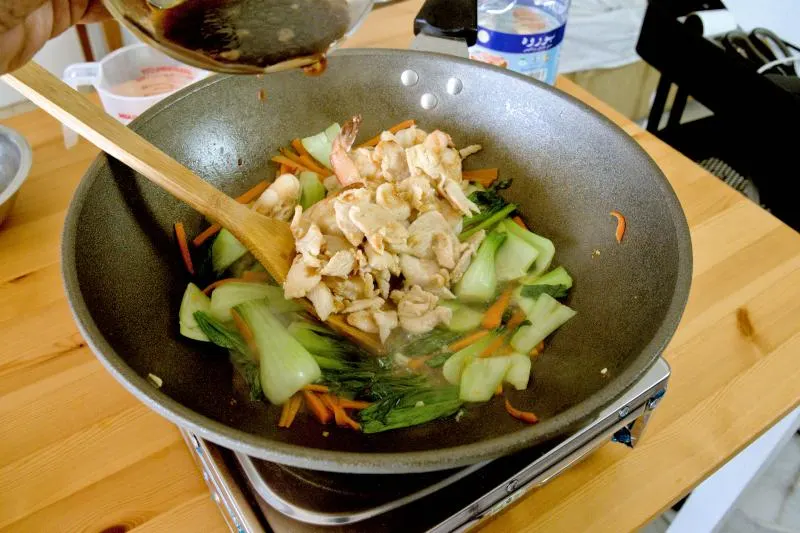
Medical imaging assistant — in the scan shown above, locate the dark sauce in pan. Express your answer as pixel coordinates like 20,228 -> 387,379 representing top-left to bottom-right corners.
149,0 -> 350,69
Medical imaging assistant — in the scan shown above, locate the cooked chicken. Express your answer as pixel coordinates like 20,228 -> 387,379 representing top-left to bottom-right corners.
284,255 -> 321,299
347,310 -> 379,334
307,282 -> 335,321
253,173 -> 301,221
285,118 -> 491,342
373,309 -> 399,343
459,144 -> 482,158
320,249 -> 356,277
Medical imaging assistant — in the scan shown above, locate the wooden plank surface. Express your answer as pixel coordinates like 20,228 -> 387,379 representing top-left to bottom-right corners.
1,2 -> 799,532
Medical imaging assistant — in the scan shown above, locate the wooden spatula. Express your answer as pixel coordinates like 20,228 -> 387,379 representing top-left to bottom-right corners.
3,62 -> 382,353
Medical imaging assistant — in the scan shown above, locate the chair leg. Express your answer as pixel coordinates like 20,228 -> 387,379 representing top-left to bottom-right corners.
647,75 -> 672,133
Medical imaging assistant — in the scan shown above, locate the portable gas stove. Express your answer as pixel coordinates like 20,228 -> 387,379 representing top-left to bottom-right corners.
181,358 -> 669,532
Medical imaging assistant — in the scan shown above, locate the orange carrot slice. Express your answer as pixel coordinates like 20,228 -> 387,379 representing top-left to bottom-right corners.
495,384 -> 504,396
278,400 -> 291,427
529,341 -> 545,357
303,384 -> 330,393
242,271 -> 271,282
321,394 -> 361,431
174,222 -> 194,275
279,148 -> 330,176
359,119 -> 416,148
281,394 -> 303,428
302,391 -> 332,424
482,288 -> 513,330
480,334 -> 508,357
291,138 -> 310,158
202,277 -> 245,295
271,154 -> 310,173
448,330 -> 490,352
505,308 -> 527,331
463,168 -> 499,187
338,398 -> 372,410
505,398 -> 539,424
512,216 -> 527,230
610,210 -> 626,243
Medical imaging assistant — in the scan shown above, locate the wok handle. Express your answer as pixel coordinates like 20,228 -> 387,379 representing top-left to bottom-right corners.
414,0 -> 478,46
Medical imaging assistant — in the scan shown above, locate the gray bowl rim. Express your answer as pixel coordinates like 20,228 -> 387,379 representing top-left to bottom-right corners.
0,124 -> 33,206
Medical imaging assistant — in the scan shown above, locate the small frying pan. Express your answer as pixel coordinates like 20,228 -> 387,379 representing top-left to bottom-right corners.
61,0 -> 692,473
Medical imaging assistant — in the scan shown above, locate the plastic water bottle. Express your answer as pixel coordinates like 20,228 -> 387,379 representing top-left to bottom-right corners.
470,0 -> 571,85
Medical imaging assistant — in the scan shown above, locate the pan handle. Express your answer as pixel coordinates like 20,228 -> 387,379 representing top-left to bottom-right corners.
414,0 -> 478,47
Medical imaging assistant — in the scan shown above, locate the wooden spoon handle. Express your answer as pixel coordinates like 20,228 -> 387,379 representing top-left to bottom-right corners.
2,62 -> 244,223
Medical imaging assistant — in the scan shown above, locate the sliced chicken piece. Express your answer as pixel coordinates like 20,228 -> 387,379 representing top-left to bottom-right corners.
283,255 -> 321,298
393,126 -> 428,148
400,254 -> 446,290
352,147 -> 379,181
375,139 -> 410,181
406,210 -> 452,260
451,229 -> 486,283
398,176 -> 437,211
323,174 -> 342,193
365,245 -> 400,275
349,203 -> 409,254
373,309 -> 399,343
435,197 -> 464,233
296,223 -> 324,266
253,173 -> 301,221
375,183 -> 411,221
400,306 -> 452,334
307,282 -> 335,321
376,269 -> 392,299
358,271 -> 376,299
302,197 -> 341,237
334,200 -> 365,246
326,277 -> 363,301
290,206 -> 304,233
441,179 -> 480,216
459,144 -> 482,158
432,232 -> 459,269
347,310 -> 379,334
406,130 -> 463,184
320,249 -> 356,277
343,297 -> 385,314
322,234 -> 351,256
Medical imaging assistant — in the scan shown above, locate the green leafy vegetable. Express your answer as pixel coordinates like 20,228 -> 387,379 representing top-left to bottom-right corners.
394,329 -> 463,357
210,282 -> 298,322
442,334 -> 496,385
179,283 -> 211,342
301,123 -> 340,170
495,230 -> 540,282
498,219 -> 555,277
425,353 -> 452,368
510,294 -> 576,353
234,300 -> 321,405
298,171 -> 326,210
194,311 -> 248,353
229,349 -> 263,400
520,284 -> 570,299
359,386 -> 463,434
460,181 -> 516,240
455,230 -> 507,303
459,355 -> 512,402
211,229 -> 248,274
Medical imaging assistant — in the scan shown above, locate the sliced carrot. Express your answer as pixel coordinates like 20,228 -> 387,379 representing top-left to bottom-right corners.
279,163 -> 291,175
174,222 -> 194,275
280,148 -> 332,177
302,390 -> 332,424
495,384 -> 503,396
278,400 -> 291,427
610,210 -> 626,243
202,277 -> 245,295
463,168 -> 499,187
192,224 -> 222,247
497,344 -> 515,356
291,138 -> 310,157
505,398 -> 539,424
242,271 -> 271,282
191,181 -> 270,246
271,154 -> 310,173
321,394 -> 361,431
231,309 -> 258,356
359,119 -> 416,148
512,216 -> 527,230
303,384 -> 330,393
506,308 -> 527,331
482,288 -> 514,330
529,341 -> 545,357
282,394 -> 303,428
338,398 -> 372,410
448,330 -> 490,352
408,356 -> 431,370
480,334 -> 507,357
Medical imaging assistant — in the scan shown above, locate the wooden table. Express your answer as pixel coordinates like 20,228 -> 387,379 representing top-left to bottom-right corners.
1,3 -> 799,532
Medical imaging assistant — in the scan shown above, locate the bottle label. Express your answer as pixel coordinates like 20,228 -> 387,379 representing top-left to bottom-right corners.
475,24 -> 566,54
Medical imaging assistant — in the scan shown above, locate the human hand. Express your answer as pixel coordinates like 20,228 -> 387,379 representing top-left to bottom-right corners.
0,0 -> 109,74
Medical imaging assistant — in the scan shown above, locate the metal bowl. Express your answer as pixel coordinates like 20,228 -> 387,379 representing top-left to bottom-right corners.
0,124 -> 33,227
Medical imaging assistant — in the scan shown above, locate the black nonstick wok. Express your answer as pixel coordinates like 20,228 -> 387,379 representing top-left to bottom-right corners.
62,43 -> 692,473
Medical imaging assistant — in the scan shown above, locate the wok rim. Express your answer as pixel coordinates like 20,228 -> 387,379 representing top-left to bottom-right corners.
62,49 -> 692,473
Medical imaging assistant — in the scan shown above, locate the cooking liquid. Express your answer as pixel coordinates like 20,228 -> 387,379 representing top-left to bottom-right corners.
149,0 -> 351,69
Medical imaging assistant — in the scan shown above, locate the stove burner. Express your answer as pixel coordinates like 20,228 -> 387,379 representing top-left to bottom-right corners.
183,358 -> 670,533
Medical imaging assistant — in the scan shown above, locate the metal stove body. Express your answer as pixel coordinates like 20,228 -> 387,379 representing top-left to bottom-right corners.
182,358 -> 670,533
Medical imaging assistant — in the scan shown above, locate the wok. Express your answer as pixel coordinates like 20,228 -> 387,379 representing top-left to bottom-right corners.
62,49 -> 692,473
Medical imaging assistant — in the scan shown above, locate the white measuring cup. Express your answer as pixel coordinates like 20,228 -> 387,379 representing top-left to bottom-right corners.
62,43 -> 209,148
